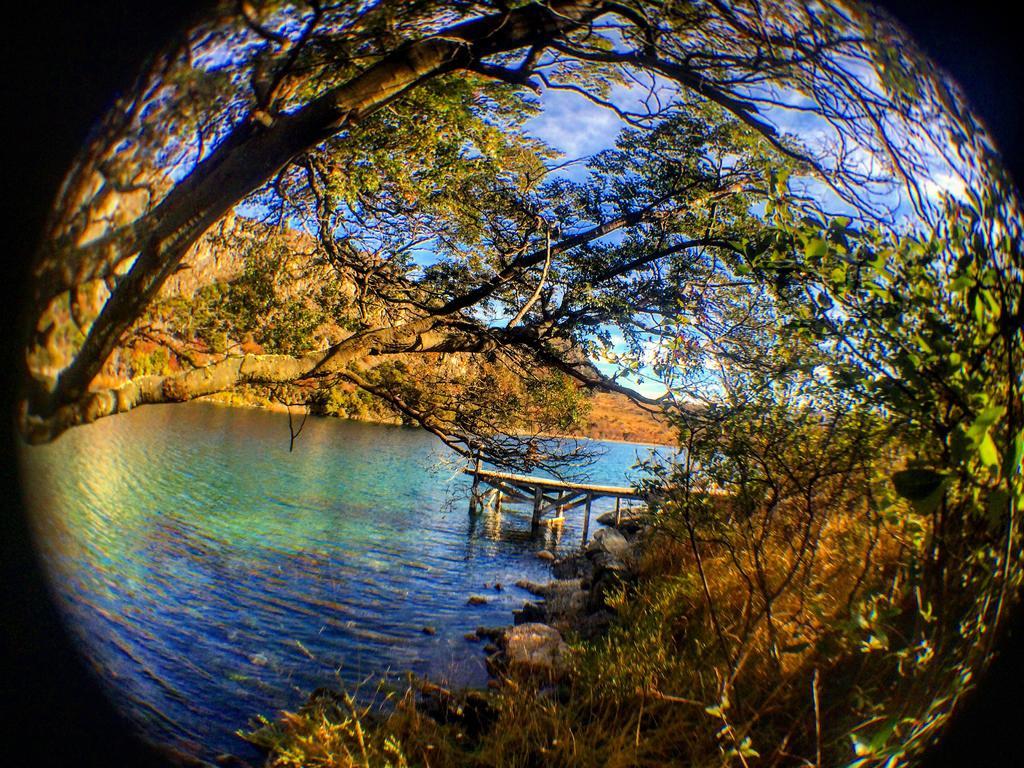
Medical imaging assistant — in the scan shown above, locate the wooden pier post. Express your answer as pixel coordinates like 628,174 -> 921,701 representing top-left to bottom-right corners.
458,467 -> 644,537
582,492 -> 593,545
469,457 -> 482,515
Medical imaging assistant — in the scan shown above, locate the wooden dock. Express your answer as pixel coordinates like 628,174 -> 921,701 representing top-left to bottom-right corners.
465,464 -> 644,544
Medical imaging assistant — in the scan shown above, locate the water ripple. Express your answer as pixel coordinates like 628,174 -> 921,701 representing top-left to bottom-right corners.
19,402 -> 662,763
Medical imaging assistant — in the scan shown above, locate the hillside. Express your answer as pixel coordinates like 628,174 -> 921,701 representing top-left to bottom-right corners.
572,391 -> 675,445
54,214 -> 677,447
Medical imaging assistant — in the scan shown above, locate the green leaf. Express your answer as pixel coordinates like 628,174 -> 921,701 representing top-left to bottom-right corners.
950,275 -> 974,292
978,433 -> 1000,469
1011,430 -> 1024,477
805,238 -> 828,259
966,405 -> 1006,444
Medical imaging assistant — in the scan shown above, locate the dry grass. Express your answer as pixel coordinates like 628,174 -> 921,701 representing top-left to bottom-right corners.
247,482 -> 914,768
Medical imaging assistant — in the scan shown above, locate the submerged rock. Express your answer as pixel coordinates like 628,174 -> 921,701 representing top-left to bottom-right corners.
475,626 -> 505,641
422,626 -> 436,635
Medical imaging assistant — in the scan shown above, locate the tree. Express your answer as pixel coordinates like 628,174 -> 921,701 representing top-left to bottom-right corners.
19,0 -> 984,462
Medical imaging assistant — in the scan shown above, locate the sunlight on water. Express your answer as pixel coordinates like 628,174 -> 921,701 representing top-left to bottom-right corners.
19,403 -> 667,761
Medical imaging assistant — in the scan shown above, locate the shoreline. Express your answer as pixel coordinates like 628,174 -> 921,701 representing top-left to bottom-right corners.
191,393 -> 677,448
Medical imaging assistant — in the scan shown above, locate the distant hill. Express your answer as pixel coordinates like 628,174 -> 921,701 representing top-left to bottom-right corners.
574,391 -> 675,446
69,214 -> 678,447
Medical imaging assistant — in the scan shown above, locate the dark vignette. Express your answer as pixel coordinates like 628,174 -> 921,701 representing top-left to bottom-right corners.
1,2 -> 1020,765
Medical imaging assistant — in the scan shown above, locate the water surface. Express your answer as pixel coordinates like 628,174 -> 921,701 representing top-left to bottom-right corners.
20,403 -> 667,761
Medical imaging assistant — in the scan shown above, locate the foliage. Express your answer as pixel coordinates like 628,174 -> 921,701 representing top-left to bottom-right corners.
152,231 -> 354,357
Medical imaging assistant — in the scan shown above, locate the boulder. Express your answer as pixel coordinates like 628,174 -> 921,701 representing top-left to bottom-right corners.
552,551 -> 594,580
542,579 -> 588,624
513,601 -> 546,625
503,623 -> 569,679
586,527 -> 632,561
587,567 -> 626,612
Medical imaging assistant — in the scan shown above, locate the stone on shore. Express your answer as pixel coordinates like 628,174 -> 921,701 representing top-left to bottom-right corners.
586,527 -> 632,561
503,623 -> 569,678
513,601 -> 546,625
596,507 -> 647,535
515,579 -> 549,596
552,550 -> 593,580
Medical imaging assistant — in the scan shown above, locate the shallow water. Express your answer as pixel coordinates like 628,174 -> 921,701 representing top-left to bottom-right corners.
19,402 -> 669,762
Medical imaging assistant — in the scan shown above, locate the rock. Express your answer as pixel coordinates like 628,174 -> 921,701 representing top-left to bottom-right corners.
422,626 -> 436,635
590,549 -> 629,574
464,632 -> 481,642
536,550 -> 556,561
552,551 -> 594,580
483,642 -> 500,655
596,509 -> 647,535
503,623 -> 569,679
513,601 -> 546,625
249,653 -> 268,666
588,567 -> 626,612
542,580 -> 587,625
494,582 -> 503,591
515,579 -> 549,596
476,626 -> 505,640
467,595 -> 489,605
586,527 -> 632,561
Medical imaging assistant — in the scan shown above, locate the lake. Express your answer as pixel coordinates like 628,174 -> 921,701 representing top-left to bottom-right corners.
18,402 -> 671,762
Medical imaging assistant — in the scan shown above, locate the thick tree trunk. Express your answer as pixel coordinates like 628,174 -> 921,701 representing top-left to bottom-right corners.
23,314 -> 492,442
34,0 -> 604,422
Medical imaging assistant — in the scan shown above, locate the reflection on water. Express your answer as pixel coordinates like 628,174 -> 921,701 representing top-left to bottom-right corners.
19,402 -> 667,762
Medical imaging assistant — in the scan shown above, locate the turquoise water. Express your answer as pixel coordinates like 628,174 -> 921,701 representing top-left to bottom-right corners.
19,402 -> 670,762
